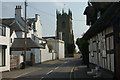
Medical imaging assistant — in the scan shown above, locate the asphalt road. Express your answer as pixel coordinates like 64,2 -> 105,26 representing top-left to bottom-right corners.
12,58 -> 81,80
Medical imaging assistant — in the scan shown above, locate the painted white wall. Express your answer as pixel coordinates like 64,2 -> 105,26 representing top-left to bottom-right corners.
111,54 -> 114,72
40,45 -> 52,62
27,30 -> 32,38
47,40 -> 64,59
35,14 -> 42,38
20,55 -> 24,64
106,54 -> 114,72
10,31 -> 17,47
88,27 -> 115,72
31,49 -> 40,63
52,52 -> 56,60
99,53 -> 103,68
13,6 -> 49,64
0,27 -> 10,45
58,41 -> 64,59
26,51 -> 31,62
89,35 -> 107,69
107,54 -> 110,70
11,51 -> 23,55
0,26 -> 10,72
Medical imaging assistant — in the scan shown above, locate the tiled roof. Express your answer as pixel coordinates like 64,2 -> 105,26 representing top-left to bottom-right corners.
1,18 -> 14,26
1,17 -> 36,30
11,38 -> 44,51
11,20 -> 25,31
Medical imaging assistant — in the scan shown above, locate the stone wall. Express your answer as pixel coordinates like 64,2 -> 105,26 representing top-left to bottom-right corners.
10,55 -> 23,69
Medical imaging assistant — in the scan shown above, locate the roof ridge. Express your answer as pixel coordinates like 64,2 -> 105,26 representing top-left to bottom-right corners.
2,18 -> 15,20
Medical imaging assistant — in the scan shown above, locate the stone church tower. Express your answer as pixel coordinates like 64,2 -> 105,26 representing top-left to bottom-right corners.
56,9 -> 74,57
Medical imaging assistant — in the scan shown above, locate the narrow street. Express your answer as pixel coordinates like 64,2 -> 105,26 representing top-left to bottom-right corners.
2,58 -> 81,80
1,1 -> 120,80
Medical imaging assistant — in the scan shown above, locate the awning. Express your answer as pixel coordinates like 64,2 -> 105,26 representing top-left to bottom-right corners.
11,38 -> 44,51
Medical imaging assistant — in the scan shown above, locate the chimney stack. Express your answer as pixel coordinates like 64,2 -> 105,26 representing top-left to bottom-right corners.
15,5 -> 23,18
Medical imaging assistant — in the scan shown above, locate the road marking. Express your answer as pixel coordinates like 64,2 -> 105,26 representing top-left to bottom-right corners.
13,72 -> 31,78
40,77 -> 44,80
70,66 -> 75,80
13,69 -> 41,78
46,70 -> 53,75
55,67 -> 59,70
7,68 -> 42,78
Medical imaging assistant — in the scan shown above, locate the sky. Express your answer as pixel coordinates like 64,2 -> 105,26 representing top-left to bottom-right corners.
1,1 -> 89,51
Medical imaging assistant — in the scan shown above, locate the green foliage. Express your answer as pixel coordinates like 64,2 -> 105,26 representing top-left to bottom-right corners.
76,38 -> 89,54
67,43 -> 75,54
74,49 -> 77,54
48,45 -> 53,53
76,38 -> 89,65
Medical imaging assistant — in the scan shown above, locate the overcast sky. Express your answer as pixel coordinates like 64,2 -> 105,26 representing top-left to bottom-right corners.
1,1 -> 89,51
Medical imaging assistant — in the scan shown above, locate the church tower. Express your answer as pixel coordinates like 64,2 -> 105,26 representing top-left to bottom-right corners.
56,9 -> 75,57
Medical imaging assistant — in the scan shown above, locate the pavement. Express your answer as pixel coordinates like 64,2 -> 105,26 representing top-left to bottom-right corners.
73,60 -> 114,80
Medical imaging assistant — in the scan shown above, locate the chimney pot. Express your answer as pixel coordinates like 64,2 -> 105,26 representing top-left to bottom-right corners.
16,5 -> 22,9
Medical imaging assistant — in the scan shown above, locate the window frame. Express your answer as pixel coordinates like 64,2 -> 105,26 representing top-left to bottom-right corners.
2,46 -> 6,66
0,25 -> 2,36
0,24 -> 6,36
0,45 -> 6,67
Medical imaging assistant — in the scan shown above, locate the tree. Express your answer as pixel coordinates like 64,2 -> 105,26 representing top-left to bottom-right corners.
67,43 -> 75,55
76,38 -> 89,67
48,45 -> 53,53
